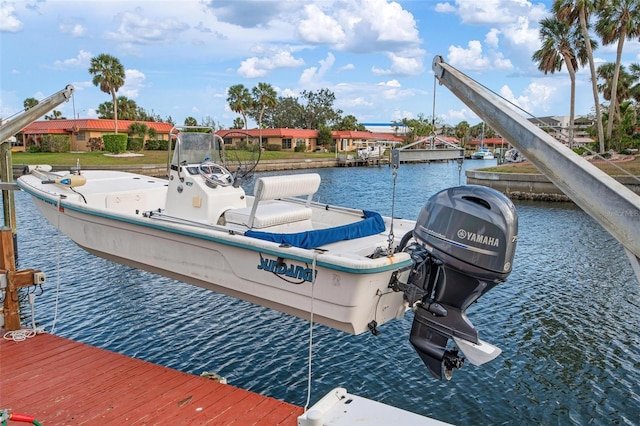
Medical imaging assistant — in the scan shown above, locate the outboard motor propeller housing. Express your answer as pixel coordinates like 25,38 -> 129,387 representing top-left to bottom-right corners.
406,185 -> 517,379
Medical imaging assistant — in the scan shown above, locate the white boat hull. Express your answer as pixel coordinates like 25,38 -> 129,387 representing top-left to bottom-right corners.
20,170 -> 413,335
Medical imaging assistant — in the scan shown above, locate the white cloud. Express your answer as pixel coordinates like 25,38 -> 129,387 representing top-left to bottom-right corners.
435,2 -> 456,13
105,7 -> 189,45
447,39 -> 512,72
378,80 -> 401,88
52,50 -> 93,69
0,2 -> 22,32
338,63 -> 355,71
448,40 -> 489,72
299,52 -> 335,86
298,4 -> 345,44
120,69 -> 146,98
372,52 -> 424,76
485,28 -> 501,48
449,0 -> 547,25
341,97 -> 373,108
436,0 -> 548,73
59,23 -> 86,37
238,51 -> 305,78
500,81 -> 555,114
297,0 -> 420,54
502,15 -> 540,52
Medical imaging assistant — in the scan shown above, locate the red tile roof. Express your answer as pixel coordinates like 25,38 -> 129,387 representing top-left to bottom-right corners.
22,119 -> 173,134
217,128 -> 319,139
22,121 -> 405,143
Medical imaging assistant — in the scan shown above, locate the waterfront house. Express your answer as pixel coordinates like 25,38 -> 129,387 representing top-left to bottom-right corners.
21,119 -> 173,151
19,120 -> 404,153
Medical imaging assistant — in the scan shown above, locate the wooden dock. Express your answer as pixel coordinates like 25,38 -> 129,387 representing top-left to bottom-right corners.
0,333 -> 303,425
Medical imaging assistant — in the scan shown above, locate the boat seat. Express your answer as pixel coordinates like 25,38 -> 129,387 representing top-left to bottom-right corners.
224,173 -> 321,229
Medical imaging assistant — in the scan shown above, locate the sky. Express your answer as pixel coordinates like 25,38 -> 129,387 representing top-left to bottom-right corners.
1,0 -> 639,129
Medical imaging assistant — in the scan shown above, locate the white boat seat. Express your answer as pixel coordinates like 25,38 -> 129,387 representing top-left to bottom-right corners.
225,201 -> 313,229
224,173 -> 321,229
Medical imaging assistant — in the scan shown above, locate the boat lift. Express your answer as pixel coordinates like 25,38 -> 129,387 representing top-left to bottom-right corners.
0,85 -> 74,331
432,56 -> 640,284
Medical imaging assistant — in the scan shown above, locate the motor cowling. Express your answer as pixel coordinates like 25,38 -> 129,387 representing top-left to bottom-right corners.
407,185 -> 518,380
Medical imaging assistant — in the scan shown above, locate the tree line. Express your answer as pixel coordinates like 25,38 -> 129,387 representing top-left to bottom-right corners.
532,0 -> 640,152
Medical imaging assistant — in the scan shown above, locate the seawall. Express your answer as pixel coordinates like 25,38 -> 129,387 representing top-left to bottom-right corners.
12,158 -> 339,179
466,170 -> 640,202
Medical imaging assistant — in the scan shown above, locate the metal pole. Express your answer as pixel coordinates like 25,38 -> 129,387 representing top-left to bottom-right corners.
432,55 -> 640,264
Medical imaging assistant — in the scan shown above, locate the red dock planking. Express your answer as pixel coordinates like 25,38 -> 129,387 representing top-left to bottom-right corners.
0,333 -> 303,425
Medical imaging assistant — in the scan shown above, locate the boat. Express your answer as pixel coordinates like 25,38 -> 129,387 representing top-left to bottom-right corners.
356,141 -> 386,160
471,149 -> 494,160
12,55 -> 639,387
15,119 -> 518,380
504,148 -> 525,163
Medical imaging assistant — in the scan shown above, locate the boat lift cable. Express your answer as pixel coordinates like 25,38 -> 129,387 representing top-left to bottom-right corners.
303,252 -> 318,413
387,163 -> 398,254
49,196 -> 63,335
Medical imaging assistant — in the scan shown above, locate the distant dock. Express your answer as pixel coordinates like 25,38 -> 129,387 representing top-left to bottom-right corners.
337,155 -> 389,167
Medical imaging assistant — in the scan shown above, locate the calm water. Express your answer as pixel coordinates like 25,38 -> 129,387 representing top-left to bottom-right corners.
8,159 -> 640,425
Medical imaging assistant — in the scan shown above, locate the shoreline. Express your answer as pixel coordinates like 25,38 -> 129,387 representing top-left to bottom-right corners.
13,158 -> 640,203
466,169 -> 640,202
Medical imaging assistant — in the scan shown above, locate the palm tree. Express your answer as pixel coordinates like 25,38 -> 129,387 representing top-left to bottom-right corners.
251,82 -> 277,147
596,63 -> 636,125
89,54 -> 125,133
454,120 -> 470,147
44,110 -> 65,120
226,84 -> 252,136
232,117 -> 244,129
184,117 -> 198,126
532,16 -> 588,147
554,0 -> 605,152
596,0 -> 640,141
23,97 -> 38,110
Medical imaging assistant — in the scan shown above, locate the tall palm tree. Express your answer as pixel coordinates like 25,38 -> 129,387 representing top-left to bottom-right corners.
89,54 -> 125,133
226,84 -> 252,136
532,16 -> 588,147
596,63 -> 636,124
251,82 -> 278,147
554,0 -> 605,152
596,0 -> 640,141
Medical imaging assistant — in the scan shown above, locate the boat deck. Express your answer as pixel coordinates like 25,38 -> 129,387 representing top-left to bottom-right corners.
0,332 -> 303,424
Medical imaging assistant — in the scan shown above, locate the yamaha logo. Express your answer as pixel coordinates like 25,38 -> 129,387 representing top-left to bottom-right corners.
457,229 -> 500,247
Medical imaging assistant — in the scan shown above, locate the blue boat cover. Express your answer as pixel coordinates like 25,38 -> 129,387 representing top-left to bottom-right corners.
245,210 -> 386,249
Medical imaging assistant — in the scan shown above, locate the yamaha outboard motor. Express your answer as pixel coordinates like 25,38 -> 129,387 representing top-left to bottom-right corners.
403,186 -> 517,380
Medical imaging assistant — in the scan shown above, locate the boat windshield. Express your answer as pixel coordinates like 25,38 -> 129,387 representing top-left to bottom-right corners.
172,131 -> 221,166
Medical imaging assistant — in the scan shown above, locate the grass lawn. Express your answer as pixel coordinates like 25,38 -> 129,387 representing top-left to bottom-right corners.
11,149 -> 337,166
12,150 -> 639,177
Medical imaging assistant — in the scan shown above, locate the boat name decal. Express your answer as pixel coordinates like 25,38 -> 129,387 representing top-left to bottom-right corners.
257,257 -> 314,283
457,229 -> 500,247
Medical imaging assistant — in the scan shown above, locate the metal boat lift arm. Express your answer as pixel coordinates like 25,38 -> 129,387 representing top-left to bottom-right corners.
0,84 -> 74,143
432,56 -> 640,283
